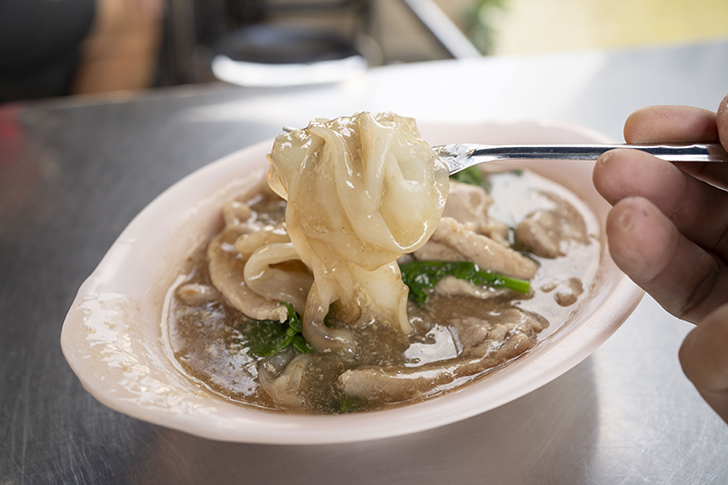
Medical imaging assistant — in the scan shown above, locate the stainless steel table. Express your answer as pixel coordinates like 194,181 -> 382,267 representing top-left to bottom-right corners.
2,39 -> 728,484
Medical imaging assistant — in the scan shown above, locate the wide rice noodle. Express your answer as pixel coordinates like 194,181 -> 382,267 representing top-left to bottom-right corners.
268,112 -> 449,352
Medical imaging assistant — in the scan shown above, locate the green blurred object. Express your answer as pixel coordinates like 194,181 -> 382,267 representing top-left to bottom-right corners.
465,0 -> 508,55
450,165 -> 492,192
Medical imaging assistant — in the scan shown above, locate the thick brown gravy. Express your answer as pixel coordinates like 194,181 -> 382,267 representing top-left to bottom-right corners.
166,169 -> 600,414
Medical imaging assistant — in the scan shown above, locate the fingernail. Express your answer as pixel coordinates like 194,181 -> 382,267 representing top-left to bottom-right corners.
618,208 -> 633,231
597,150 -> 612,166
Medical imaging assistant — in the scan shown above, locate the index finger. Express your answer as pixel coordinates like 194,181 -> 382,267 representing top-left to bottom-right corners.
624,95 -> 728,188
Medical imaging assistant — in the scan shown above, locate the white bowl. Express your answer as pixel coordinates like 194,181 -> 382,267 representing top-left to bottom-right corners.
60,120 -> 643,444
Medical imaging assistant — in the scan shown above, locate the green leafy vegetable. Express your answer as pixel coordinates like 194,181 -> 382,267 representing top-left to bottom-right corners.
290,334 -> 312,354
241,319 -> 287,357
399,260 -> 530,304
450,166 -> 491,192
240,302 -> 313,357
338,397 -> 367,414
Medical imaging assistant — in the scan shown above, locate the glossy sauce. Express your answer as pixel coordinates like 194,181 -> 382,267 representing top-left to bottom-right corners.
166,170 -> 601,414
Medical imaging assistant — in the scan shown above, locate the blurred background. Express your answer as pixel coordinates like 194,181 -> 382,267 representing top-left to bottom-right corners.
1,0 -> 727,103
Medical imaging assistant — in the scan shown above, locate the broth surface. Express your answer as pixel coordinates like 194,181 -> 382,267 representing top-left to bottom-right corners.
166,169 -> 601,414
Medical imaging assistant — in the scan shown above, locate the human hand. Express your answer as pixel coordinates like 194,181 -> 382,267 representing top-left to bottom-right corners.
593,93 -> 728,423
128,0 -> 165,20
